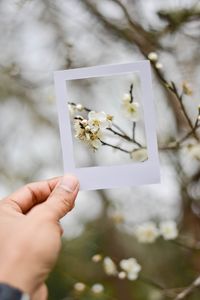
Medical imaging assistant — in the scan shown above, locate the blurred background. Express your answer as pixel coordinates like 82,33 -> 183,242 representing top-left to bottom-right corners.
0,0 -> 200,299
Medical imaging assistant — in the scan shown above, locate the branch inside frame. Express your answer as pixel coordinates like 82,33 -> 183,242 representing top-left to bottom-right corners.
68,83 -> 148,163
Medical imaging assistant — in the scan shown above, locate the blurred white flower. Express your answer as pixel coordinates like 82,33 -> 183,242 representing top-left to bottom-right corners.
155,62 -> 163,69
92,254 -> 102,263
122,97 -> 140,121
88,111 -> 111,132
91,283 -> 104,294
118,271 -> 126,279
120,258 -> 141,281
148,52 -> 158,62
182,81 -> 193,96
74,282 -> 86,292
187,144 -> 200,161
134,222 -> 160,243
103,257 -> 117,276
159,220 -> 178,240
130,148 -> 148,162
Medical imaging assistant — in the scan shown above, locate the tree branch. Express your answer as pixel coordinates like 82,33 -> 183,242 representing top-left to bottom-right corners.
174,275 -> 200,300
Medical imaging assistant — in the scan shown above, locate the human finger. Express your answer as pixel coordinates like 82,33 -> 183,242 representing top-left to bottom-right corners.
3,177 -> 60,213
33,174 -> 79,221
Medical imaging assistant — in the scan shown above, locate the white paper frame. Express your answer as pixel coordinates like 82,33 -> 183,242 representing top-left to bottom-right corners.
54,61 -> 160,190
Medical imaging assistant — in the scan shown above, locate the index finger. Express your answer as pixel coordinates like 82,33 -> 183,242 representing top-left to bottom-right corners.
3,177 -> 60,213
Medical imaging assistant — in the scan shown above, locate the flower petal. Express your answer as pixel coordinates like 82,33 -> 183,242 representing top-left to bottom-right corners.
88,111 -> 96,120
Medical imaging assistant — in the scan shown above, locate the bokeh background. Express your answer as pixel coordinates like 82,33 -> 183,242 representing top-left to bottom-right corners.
0,0 -> 200,299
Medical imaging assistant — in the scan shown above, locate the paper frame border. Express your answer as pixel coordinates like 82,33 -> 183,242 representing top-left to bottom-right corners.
54,61 -> 160,190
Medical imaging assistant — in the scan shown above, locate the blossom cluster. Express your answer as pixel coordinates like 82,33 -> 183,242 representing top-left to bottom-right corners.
73,110 -> 113,150
92,254 -> 141,281
134,220 -> 178,244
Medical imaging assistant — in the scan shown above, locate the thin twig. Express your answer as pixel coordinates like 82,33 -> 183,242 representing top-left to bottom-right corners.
129,83 -> 134,103
107,127 -> 143,148
149,65 -> 199,141
178,121 -> 200,144
111,124 -> 142,147
112,123 -> 130,136
159,122 -> 200,150
128,83 -> 137,142
177,91 -> 194,134
139,276 -> 165,291
107,127 -> 132,142
132,122 -> 136,141
174,275 -> 200,300
170,240 -> 200,251
100,140 -> 131,154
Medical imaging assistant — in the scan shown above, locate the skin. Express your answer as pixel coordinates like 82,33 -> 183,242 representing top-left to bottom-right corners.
0,174 -> 79,300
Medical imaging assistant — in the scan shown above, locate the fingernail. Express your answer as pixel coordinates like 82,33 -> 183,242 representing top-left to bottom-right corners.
59,175 -> 79,192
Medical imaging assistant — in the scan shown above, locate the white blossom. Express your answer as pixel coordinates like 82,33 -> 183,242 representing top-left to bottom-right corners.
91,283 -> 104,294
134,221 -> 160,243
68,103 -> 84,116
130,148 -> 148,162
103,257 -> 117,276
123,93 -> 131,102
74,118 -> 103,150
76,103 -> 84,111
90,137 -> 102,149
92,254 -> 102,263
74,282 -> 86,292
148,52 -> 158,62
81,119 -> 88,126
121,97 -> 140,121
159,220 -> 178,240
88,111 -> 111,132
119,258 -> 141,281
68,104 -> 76,116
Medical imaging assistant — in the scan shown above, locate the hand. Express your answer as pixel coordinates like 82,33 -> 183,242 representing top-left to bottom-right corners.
0,174 -> 79,299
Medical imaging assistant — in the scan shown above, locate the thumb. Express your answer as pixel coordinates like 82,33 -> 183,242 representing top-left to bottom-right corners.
36,174 -> 79,221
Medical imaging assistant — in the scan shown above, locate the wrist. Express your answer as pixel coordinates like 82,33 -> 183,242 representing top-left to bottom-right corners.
0,273 -> 31,295
0,263 -> 37,295
0,248 -> 40,295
